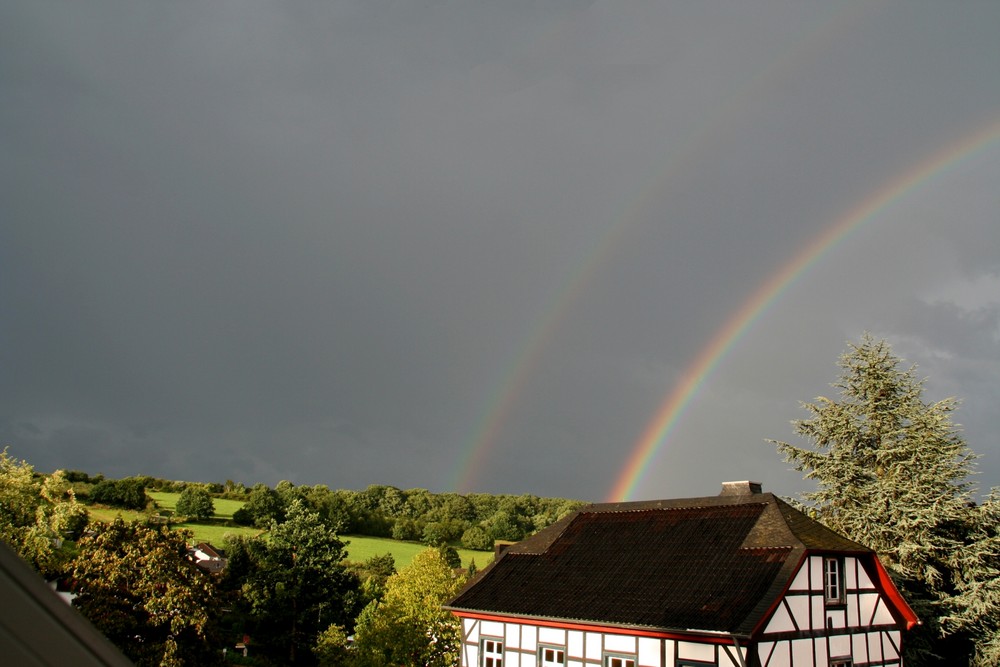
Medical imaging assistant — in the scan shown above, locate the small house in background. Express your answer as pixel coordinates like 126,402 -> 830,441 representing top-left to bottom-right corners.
445,482 -> 918,667
187,542 -> 226,575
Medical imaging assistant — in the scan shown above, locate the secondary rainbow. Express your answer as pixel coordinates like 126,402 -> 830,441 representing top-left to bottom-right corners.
449,5 -> 875,493
607,118 -> 1000,503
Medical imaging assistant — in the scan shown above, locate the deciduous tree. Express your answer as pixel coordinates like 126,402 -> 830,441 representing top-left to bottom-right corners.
352,548 -> 465,667
71,519 -> 220,666
0,450 -> 88,575
233,482 -> 286,527
228,500 -> 361,663
175,485 -> 215,521
89,477 -> 149,510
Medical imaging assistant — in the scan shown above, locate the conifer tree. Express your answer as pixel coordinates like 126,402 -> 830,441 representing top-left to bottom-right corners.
771,334 -> 1000,665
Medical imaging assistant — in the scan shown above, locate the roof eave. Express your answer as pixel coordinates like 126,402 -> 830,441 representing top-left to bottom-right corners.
444,607 -> 752,643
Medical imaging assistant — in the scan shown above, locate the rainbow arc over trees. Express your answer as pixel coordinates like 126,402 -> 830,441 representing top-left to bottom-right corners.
606,118 -> 1000,502
449,5 -> 877,493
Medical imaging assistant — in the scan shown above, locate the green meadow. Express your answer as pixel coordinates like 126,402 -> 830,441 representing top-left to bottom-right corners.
88,491 -> 490,569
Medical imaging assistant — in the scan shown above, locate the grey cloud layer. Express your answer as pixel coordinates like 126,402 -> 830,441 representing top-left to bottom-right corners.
2,1 -> 998,499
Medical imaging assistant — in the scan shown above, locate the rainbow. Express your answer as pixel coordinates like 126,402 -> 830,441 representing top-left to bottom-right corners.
449,5 -> 877,493
607,118 -> 1000,503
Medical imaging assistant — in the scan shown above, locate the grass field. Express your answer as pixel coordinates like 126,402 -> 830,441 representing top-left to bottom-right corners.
343,534 -> 491,570
89,492 -> 492,569
147,491 -> 245,520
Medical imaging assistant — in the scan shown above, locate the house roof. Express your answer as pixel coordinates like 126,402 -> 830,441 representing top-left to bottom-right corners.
446,486 -> 897,638
0,540 -> 132,666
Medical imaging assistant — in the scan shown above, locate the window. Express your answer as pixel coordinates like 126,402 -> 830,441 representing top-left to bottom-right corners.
539,646 -> 565,667
605,654 -> 635,667
824,556 -> 845,603
830,659 -> 852,667
481,638 -> 503,667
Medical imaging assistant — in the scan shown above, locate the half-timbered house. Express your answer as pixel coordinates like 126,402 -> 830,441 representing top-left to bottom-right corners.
445,481 -> 918,667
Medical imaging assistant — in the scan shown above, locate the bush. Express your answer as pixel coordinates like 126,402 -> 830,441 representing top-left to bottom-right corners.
176,486 -> 215,521
232,507 -> 254,526
89,478 -> 149,510
461,526 -> 492,551
313,624 -> 352,666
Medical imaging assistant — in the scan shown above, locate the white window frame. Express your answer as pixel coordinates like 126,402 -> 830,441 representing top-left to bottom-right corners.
604,653 -> 636,667
481,637 -> 504,667
539,644 -> 565,667
824,556 -> 845,604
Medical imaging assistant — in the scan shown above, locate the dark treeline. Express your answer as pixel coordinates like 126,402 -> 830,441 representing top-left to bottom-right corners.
64,471 -> 585,550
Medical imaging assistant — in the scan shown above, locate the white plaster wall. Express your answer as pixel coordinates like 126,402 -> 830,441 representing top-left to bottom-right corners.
829,633 -> 850,657
756,641 -> 775,667
873,599 -> 896,626
859,593 -> 878,626
765,603 -> 795,634
789,563 -> 810,591
604,634 -> 636,654
521,625 -> 537,653
585,632 -> 602,661
845,557 -> 858,589
677,640 -> 714,663
465,619 -> 480,643
787,596 -> 809,629
813,638 -> 827,667
857,564 -> 874,589
826,607 -> 846,630
465,643 -> 479,667
539,627 -> 564,646
638,637 -> 660,667
810,556 -> 823,590
719,645 -> 745,667
852,633 -> 868,663
507,623 -> 522,651
663,639 -> 675,666
882,630 -> 900,660
791,638 -> 813,666
482,621 -> 505,639
568,631 -> 584,659
867,631 -> 881,663
812,596 -> 824,631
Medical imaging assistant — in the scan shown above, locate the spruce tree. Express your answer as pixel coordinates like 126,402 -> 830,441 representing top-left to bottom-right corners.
770,334 -> 1000,666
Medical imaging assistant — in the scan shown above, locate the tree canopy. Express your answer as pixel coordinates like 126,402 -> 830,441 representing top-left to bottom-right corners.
352,547 -> 466,667
0,450 -> 88,576
71,519 -> 220,666
175,485 -> 215,521
222,499 -> 361,663
771,334 -> 1000,666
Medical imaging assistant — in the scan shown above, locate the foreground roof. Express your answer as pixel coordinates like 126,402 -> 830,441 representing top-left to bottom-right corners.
447,488 -> 877,637
0,540 -> 132,666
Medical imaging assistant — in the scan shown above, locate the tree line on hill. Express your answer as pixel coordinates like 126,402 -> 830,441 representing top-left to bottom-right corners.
57,470 -> 585,549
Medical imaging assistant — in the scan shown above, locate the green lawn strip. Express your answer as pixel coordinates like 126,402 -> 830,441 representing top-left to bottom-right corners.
91,493 -> 492,569
87,506 -> 146,524
343,534 -> 491,570
146,491 -> 245,520
176,522 -> 261,546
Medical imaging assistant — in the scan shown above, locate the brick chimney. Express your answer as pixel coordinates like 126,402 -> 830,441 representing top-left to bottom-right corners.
720,480 -> 762,496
